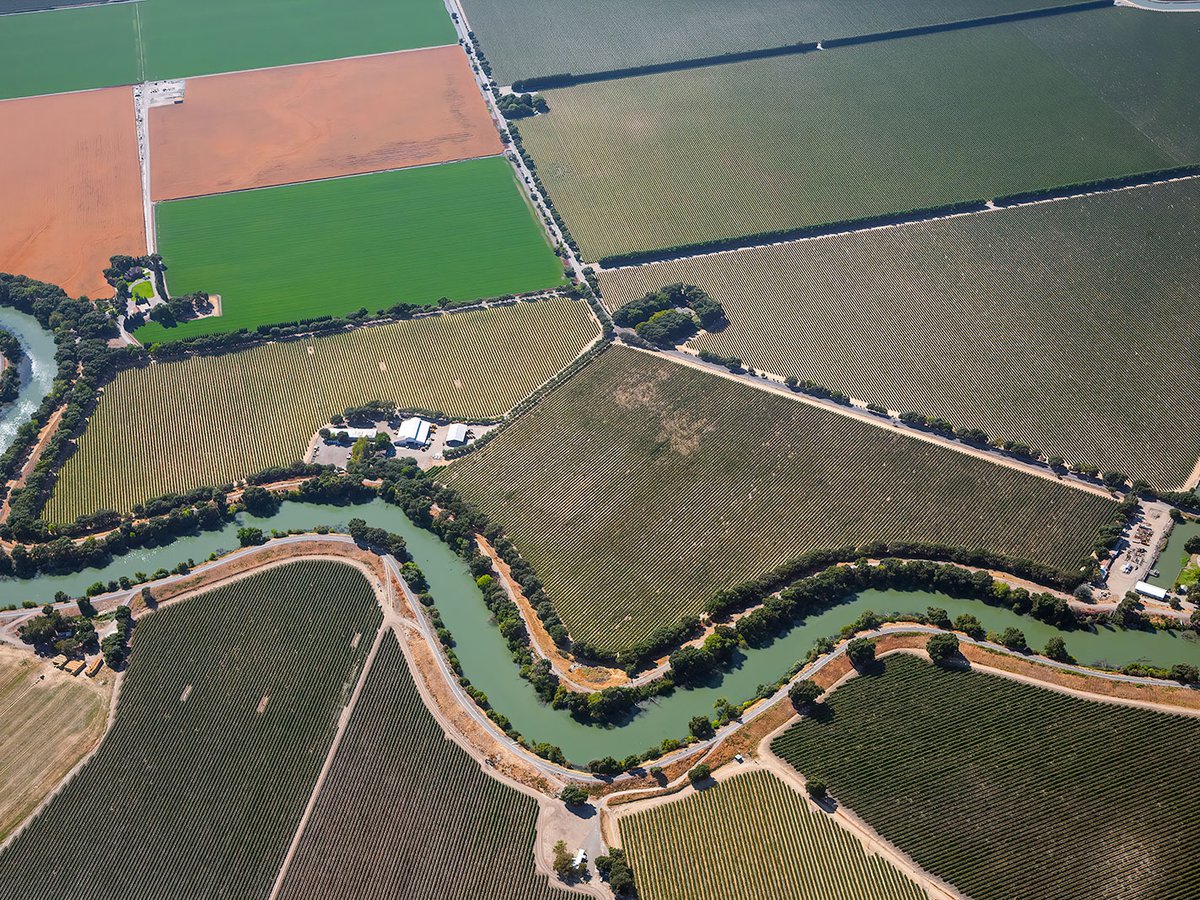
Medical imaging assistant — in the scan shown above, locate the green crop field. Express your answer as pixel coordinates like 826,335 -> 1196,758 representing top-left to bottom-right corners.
463,0 -> 1066,85
518,11 -> 1192,261
47,298 -> 598,522
0,560 -> 382,900
621,769 -> 926,900
445,346 -> 1116,653
137,158 -> 566,342
277,633 -> 570,900
772,654 -> 1200,900
0,0 -> 454,101
601,179 -> 1200,491
0,3 -> 139,100
138,0 -> 455,82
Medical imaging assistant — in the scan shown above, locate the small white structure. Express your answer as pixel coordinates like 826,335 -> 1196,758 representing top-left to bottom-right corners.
1134,581 -> 1168,601
446,423 -> 470,446
572,849 -> 587,868
332,426 -> 377,440
396,417 -> 431,448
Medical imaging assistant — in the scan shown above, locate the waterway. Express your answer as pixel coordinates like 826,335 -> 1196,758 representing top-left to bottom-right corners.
3,498 -> 1198,763
0,307 -> 57,456
1149,521 -> 1200,590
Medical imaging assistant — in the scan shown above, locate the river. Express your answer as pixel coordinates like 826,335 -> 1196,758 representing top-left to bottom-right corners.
2,498 -> 1197,764
0,306 -> 57,457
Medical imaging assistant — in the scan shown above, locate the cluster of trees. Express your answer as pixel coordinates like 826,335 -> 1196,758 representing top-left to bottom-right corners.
552,840 -> 586,880
784,377 -> 851,406
596,848 -> 636,897
101,604 -> 133,669
19,601 -> 97,657
104,253 -> 167,303
346,518 -> 408,559
697,349 -> 744,372
143,291 -> 210,329
613,284 -> 726,348
0,326 -> 24,406
667,626 -> 738,685
496,92 -> 547,119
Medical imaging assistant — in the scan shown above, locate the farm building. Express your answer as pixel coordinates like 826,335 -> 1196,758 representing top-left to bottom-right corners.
446,423 -> 470,445
396,417 -> 431,448
1135,581 -> 1169,601
331,426 -> 378,440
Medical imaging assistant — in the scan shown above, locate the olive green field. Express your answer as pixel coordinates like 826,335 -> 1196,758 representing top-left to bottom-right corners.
137,158 -> 566,342
445,346 -> 1116,653
48,298 -> 598,522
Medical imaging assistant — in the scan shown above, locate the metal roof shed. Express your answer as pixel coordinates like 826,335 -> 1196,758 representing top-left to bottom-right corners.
446,423 -> 469,445
1135,581 -> 1169,601
396,417 -> 431,447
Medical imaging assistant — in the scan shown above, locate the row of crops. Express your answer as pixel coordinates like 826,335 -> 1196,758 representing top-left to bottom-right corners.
772,654 -> 1200,900
600,179 -> 1200,491
45,298 -> 598,523
277,633 -> 569,900
621,768 -> 926,900
0,560 -> 382,900
445,346 -> 1116,654
516,13 -> 1185,262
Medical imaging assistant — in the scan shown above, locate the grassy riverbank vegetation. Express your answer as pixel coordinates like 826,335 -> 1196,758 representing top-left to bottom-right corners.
600,179 -> 1200,490
0,560 -> 381,899
445,346 -> 1116,654
772,654 -> 1200,900
621,769 -> 925,900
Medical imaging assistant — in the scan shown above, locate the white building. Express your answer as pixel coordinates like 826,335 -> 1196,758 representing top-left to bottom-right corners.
332,426 -> 377,440
446,423 -> 470,445
396,417 -> 431,448
1134,581 -> 1168,601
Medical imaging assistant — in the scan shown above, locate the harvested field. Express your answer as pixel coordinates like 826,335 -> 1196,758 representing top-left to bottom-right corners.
150,47 -> 501,201
139,0 -> 456,82
518,12 -> 1187,262
137,157 -> 566,341
0,644 -> 111,843
277,633 -> 569,900
0,87 -> 143,299
444,346 -> 1116,654
463,0 -> 1067,85
0,3 -> 138,100
47,298 -> 598,522
621,769 -> 925,900
772,654 -> 1200,900
0,560 -> 382,900
600,179 -> 1200,490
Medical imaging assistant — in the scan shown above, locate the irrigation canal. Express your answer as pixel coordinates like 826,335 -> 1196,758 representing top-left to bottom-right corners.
2,498 -> 1198,763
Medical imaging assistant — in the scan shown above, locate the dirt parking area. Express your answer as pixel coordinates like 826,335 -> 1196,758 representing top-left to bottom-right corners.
149,46 -> 503,201
309,419 -> 499,469
0,87 -> 143,299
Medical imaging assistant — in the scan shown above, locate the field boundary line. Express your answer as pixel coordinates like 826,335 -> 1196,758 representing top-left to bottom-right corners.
634,345 -> 1115,500
267,621 -> 390,900
0,0 -> 143,19
596,170 -> 1200,271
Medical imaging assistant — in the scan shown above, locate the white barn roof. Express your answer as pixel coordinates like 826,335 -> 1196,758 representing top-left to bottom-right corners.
397,417 -> 431,446
446,423 -> 469,444
1134,581 -> 1168,600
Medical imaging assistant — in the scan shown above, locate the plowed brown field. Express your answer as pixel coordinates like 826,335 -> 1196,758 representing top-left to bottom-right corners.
0,87 -> 143,299
150,47 -> 502,201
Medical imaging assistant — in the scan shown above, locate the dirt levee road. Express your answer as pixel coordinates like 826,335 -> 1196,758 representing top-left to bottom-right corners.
150,46 -> 503,201
0,88 -> 142,299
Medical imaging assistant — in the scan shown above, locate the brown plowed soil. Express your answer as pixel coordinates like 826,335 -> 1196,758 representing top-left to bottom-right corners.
150,46 -> 503,201
0,88 -> 142,299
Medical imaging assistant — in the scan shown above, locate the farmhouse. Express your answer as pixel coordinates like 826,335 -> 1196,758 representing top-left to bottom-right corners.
446,423 -> 470,446
1135,581 -> 1169,601
396,417 -> 431,448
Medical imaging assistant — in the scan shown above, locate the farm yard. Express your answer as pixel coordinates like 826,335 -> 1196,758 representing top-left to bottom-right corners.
0,644 -> 111,843
149,47 -> 501,201
772,654 -> 1200,900
601,179 -> 1200,491
0,87 -> 143,300
137,157 -> 566,341
277,634 -> 569,900
517,9 -> 1193,262
0,560 -> 382,900
620,769 -> 925,900
445,346 -> 1116,654
461,0 -> 1069,85
46,298 -> 598,522
0,0 -> 455,101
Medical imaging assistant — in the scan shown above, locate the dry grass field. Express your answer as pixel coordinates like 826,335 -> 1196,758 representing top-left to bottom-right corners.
47,299 -> 598,522
150,47 -> 502,201
0,87 -> 143,299
0,645 -> 112,843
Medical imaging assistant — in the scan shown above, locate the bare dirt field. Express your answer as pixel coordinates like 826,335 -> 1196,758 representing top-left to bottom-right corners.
150,46 -> 503,201
0,87 -> 143,299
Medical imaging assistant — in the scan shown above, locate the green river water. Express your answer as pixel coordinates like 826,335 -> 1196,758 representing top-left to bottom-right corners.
3,498 -> 1198,764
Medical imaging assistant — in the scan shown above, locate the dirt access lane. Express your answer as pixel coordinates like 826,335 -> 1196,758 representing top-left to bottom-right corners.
0,87 -> 143,299
149,46 -> 502,201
